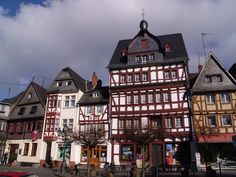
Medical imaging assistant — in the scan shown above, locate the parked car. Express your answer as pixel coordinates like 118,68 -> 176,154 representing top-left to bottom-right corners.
0,171 -> 39,177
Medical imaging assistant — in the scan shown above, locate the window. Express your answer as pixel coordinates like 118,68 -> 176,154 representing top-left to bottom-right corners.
28,93 -> 32,100
163,93 -> 170,102
97,105 -> 102,114
0,105 -> 5,112
205,76 -> 212,83
29,106 -> 37,114
217,75 -> 222,82
221,92 -> 230,103
53,96 -> 57,107
222,115 -> 232,126
121,75 -> 126,83
127,74 -> 132,82
156,93 -> 162,103
62,119 -> 68,129
135,56 -> 140,62
135,73 -> 140,82
133,119 -> 140,129
121,144 -> 134,161
134,95 -> 139,104
206,116 -> 216,127
148,94 -> 154,103
141,55 -> 147,64
93,92 -> 99,97
64,95 -> 76,107
0,122 -> 6,131
18,107 -> 25,115
86,106 -> 92,114
171,70 -> 178,79
65,96 -> 70,107
166,118 -> 173,128
68,119 -> 74,129
127,96 -> 132,104
119,120 -> 124,134
165,71 -> 170,79
175,118 -> 182,128
142,73 -> 148,81
149,54 -> 154,61
57,82 -> 62,87
31,143 -> 37,156
206,93 -> 215,104
23,143 -> 29,156
141,95 -> 146,104
66,81 -> 72,86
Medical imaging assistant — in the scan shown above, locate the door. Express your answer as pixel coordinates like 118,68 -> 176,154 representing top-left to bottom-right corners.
45,142 -> 52,164
90,147 -> 100,168
9,144 -> 19,163
152,144 -> 163,166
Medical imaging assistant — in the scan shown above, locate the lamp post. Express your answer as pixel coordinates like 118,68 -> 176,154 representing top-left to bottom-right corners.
58,126 -> 71,176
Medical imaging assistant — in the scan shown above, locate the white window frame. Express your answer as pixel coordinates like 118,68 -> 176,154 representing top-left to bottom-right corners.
134,95 -> 139,104
96,105 -> 102,114
165,71 -> 170,79
171,70 -> 178,79
121,75 -> 126,83
127,74 -> 132,82
175,118 -> 182,128
221,115 -> 232,126
156,93 -> 162,103
86,106 -> 92,114
206,93 -> 215,104
142,73 -> 148,81
206,115 -> 216,127
127,96 -> 132,104
163,93 -> 170,102
220,92 -> 230,103
135,73 -> 140,82
166,118 -> 173,128
141,95 -> 146,104
141,55 -> 147,64
148,94 -> 154,103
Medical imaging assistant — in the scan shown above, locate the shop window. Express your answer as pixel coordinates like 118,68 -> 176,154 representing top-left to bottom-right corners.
121,144 -> 134,161
31,143 -> 37,156
222,115 -> 232,126
166,144 -> 180,165
23,143 -> 29,156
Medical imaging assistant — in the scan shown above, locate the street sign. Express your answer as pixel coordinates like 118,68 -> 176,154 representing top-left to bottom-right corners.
232,135 -> 236,146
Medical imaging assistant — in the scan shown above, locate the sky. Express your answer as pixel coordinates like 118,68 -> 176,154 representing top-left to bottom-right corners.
0,0 -> 235,100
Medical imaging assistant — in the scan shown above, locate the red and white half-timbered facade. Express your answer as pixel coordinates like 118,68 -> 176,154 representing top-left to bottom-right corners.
77,75 -> 110,168
108,20 -> 191,167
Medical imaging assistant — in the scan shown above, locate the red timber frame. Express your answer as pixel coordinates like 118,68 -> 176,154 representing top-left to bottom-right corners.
109,62 -> 191,165
43,93 -> 61,141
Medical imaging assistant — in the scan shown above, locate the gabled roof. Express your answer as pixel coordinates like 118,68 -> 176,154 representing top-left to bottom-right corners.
192,52 -> 236,93
78,81 -> 109,105
48,67 -> 91,93
108,33 -> 188,69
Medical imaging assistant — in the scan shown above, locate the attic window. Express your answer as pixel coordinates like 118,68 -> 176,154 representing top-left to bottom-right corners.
205,76 -> 212,83
149,54 -> 154,61
141,55 -> 147,64
28,93 -> 32,100
18,107 -> 26,115
93,92 -> 100,97
66,81 -> 72,86
29,106 -> 37,114
57,82 -> 62,87
216,75 -> 222,82
141,39 -> 148,49
165,43 -> 172,53
135,56 -> 140,62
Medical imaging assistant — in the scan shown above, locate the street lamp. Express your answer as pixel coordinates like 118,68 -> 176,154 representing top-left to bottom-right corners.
58,125 -> 71,175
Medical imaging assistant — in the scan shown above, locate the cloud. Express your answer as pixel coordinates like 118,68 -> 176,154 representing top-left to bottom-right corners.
0,0 -> 236,99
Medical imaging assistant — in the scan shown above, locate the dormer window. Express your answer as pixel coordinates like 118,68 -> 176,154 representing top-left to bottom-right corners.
149,54 -> 154,61
93,92 -> 100,97
216,75 -> 222,82
18,107 -> 26,115
57,82 -> 62,87
135,56 -> 140,62
141,39 -> 148,49
29,106 -> 37,114
28,93 -> 32,100
165,43 -> 172,53
66,81 -> 72,86
205,76 -> 212,83
141,55 -> 147,64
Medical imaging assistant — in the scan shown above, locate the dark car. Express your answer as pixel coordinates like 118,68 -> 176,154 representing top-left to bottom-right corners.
0,171 -> 39,177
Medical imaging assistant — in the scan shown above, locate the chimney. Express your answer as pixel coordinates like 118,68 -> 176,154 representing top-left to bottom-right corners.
92,72 -> 98,87
198,65 -> 203,73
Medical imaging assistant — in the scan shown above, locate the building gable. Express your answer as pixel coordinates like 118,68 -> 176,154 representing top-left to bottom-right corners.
192,52 -> 236,93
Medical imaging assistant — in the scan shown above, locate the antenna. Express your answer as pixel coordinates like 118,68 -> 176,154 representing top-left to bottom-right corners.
201,32 -> 213,60
142,9 -> 145,20
8,87 -> 11,98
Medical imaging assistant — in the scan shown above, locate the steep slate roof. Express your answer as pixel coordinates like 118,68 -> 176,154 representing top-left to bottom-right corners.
192,52 -> 236,93
229,63 -> 236,80
108,33 -> 188,69
48,67 -> 91,93
78,81 -> 109,105
32,82 -> 47,107
1,92 -> 24,105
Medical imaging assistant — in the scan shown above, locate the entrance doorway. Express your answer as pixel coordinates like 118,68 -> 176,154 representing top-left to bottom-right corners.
9,144 -> 19,164
152,144 -> 163,167
81,145 -> 107,168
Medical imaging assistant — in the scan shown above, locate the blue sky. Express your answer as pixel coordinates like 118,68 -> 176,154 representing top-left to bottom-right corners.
0,0 -> 236,100
0,0 -> 44,16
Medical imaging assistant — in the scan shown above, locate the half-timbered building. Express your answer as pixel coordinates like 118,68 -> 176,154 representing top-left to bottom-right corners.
5,82 -> 46,166
77,73 -> 110,168
42,67 -> 91,167
192,52 -> 236,163
108,20 -> 191,167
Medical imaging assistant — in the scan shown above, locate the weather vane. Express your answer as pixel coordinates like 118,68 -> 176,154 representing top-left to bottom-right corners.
142,9 -> 145,20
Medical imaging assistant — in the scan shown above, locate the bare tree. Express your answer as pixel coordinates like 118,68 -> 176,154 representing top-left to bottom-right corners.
123,125 -> 164,177
71,126 -> 107,177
